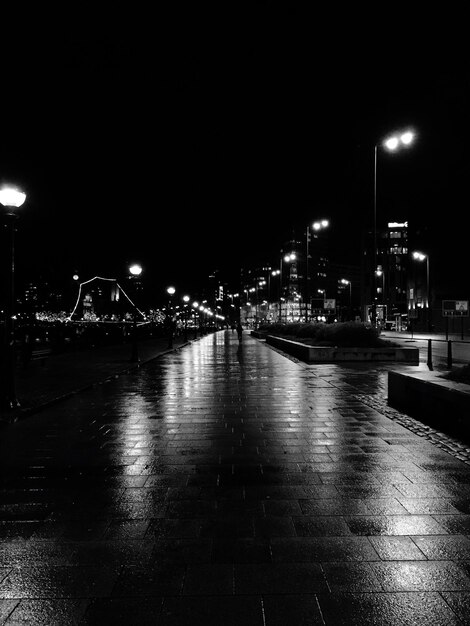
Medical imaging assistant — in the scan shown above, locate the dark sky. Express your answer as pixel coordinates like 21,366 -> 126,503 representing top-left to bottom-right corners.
1,6 -> 469,298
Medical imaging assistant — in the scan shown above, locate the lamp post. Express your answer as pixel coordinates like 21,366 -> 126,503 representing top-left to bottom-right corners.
306,219 -> 329,321
198,305 -> 205,335
271,269 -> 280,321
340,279 -> 351,320
256,280 -> 266,328
128,263 -> 142,362
281,252 -> 296,323
1,187 -> 26,409
375,268 -> 385,297
0,186 -> 26,410
166,286 -> 176,348
182,295 -> 190,341
373,130 -> 415,305
412,251 -> 431,332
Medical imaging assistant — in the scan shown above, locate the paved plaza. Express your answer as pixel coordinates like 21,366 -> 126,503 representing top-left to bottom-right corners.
1,330 -> 470,624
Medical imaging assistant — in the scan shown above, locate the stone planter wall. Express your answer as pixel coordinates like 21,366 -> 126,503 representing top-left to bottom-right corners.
264,335 -> 419,364
388,370 -> 470,439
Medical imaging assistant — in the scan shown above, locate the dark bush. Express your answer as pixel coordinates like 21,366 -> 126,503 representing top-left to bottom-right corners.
257,321 -> 393,347
441,364 -> 470,386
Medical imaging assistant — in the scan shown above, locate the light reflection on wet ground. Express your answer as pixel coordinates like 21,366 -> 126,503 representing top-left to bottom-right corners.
0,330 -> 469,624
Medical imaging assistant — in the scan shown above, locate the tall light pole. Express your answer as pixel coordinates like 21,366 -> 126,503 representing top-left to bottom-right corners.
373,130 -> 415,307
281,251 -> 296,323
340,278 -> 351,319
166,286 -> 176,348
412,251 -> 431,332
306,219 -> 329,322
198,304 -> 205,334
375,268 -> 385,295
128,263 -> 142,362
182,295 -> 190,341
256,280 -> 266,328
0,186 -> 26,410
271,269 -> 280,321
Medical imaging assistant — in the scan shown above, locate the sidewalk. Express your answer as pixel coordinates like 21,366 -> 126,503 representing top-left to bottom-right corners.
1,331 -> 470,624
0,334 -> 191,423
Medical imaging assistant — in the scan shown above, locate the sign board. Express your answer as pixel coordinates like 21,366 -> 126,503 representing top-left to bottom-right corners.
442,300 -> 469,317
324,299 -> 336,310
366,304 -> 386,320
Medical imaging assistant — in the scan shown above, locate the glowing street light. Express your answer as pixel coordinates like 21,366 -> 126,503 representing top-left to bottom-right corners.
384,130 -> 415,152
182,294 -> 190,341
412,250 -> 431,332
373,129 -> 416,304
166,286 -> 176,348
375,267 -> 385,301
340,278 -> 351,302
128,263 -> 142,362
278,252 -> 298,322
312,219 -> 329,231
306,219 -> 330,321
0,186 -> 27,409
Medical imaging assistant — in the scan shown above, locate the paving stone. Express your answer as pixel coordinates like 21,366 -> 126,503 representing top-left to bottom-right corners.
0,331 -> 469,624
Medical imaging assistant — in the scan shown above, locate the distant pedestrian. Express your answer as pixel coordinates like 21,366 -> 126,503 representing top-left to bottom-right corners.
236,321 -> 243,341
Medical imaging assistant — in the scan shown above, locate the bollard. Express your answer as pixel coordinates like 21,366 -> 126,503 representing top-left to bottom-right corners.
427,338 -> 433,371
447,340 -> 453,369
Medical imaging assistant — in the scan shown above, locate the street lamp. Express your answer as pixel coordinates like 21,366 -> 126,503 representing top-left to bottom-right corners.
373,129 -> 415,302
412,251 -> 431,332
280,251 -> 296,323
198,304 -> 205,335
255,280 -> 266,328
375,268 -> 385,301
270,269 -> 280,322
340,279 -> 351,303
182,295 -> 190,341
340,279 -> 352,321
0,186 -> 26,409
192,301 -> 200,338
166,286 -> 176,348
306,219 -> 329,322
128,263 -> 142,362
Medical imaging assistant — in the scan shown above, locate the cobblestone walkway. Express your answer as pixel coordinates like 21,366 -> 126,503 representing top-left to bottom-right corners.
276,344 -> 470,467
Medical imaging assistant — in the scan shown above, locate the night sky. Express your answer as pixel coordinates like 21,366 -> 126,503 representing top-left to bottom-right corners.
1,7 -> 469,300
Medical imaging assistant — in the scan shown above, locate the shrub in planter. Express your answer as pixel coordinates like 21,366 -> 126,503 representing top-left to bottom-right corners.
258,321 -> 393,348
441,364 -> 470,386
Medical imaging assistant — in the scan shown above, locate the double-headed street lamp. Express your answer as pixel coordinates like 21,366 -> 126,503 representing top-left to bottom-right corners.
280,252 -> 296,322
340,279 -> 352,321
255,280 -> 266,328
340,279 -> 351,302
270,269 -> 280,321
306,219 -> 329,322
182,295 -> 190,341
0,186 -> 27,410
412,251 -> 431,332
373,129 -> 415,301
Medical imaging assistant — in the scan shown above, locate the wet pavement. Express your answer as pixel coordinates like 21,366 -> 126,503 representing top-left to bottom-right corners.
1,330 -> 470,624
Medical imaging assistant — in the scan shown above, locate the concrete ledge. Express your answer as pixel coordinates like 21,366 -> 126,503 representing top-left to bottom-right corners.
388,370 -> 470,436
265,335 -> 420,363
